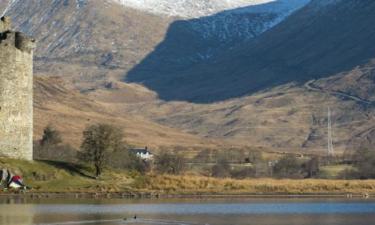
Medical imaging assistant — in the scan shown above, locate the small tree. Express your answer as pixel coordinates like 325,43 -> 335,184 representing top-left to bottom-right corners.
154,151 -> 186,175
352,148 -> 375,179
41,125 -> 62,146
273,154 -> 302,178
303,156 -> 320,178
211,158 -> 231,178
35,125 -> 72,161
81,123 -> 124,177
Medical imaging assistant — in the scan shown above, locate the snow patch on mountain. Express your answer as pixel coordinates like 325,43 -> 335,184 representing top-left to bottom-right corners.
189,0 -> 310,42
112,0 -> 310,18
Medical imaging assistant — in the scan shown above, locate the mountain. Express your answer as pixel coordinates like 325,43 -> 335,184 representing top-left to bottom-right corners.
114,0 -> 309,18
125,0 -> 310,93
122,0 -> 375,152
2,0 -> 174,90
3,0 -> 308,90
127,0 -> 375,103
2,0 -> 374,154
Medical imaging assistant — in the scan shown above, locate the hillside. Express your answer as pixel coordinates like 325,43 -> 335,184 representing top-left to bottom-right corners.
127,0 -> 375,103
3,0 -> 307,91
4,0 -> 173,90
34,77 -> 221,150
3,0 -> 374,154
96,82 -> 374,154
105,0 -> 375,153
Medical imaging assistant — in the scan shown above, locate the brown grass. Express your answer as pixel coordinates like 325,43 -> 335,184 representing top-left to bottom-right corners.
140,174 -> 375,195
34,77 -> 223,150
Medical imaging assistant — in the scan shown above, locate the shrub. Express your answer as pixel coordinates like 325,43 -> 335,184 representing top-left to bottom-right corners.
302,156 -> 320,178
34,126 -> 77,163
41,125 -> 62,146
154,151 -> 186,175
352,148 -> 375,179
273,154 -> 303,178
211,158 -> 231,178
109,150 -> 150,174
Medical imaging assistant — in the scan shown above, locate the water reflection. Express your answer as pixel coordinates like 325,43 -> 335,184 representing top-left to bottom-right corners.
0,203 -> 34,225
0,198 -> 374,225
24,202 -> 375,214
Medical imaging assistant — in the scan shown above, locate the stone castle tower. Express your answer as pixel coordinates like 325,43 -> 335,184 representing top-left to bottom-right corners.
0,17 -> 35,160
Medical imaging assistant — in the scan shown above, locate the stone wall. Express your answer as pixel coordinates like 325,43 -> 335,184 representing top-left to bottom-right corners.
0,17 -> 34,160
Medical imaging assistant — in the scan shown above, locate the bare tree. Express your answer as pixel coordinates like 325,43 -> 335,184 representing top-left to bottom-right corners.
303,156 -> 320,178
81,123 -> 124,177
211,158 -> 231,178
154,151 -> 186,175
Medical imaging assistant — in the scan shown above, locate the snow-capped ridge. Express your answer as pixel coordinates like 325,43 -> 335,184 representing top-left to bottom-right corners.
112,0 -> 310,18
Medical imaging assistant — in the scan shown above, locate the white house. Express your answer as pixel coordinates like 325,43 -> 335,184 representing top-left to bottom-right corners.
129,147 -> 154,160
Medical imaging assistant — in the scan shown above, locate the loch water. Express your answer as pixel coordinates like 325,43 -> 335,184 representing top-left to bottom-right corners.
1,197 -> 375,225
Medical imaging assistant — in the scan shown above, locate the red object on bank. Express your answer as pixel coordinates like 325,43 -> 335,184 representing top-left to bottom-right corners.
12,175 -> 21,182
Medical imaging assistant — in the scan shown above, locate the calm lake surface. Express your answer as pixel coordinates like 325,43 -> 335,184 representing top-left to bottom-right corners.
1,197 -> 375,225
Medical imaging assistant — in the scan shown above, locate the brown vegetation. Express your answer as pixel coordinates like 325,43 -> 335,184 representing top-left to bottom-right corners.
34,77 -> 223,150
139,174 -> 375,195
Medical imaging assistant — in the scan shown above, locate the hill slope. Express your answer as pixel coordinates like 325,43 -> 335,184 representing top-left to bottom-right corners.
34,77 -> 221,149
3,0 -> 307,90
3,0 -> 374,154
127,0 -> 375,103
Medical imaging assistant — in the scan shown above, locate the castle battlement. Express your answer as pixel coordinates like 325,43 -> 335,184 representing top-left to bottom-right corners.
0,17 -> 35,53
0,16 -> 11,32
0,16 -> 34,160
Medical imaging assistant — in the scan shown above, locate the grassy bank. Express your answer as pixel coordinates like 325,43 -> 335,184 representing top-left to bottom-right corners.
0,158 -> 133,193
1,158 -> 375,195
141,174 -> 375,195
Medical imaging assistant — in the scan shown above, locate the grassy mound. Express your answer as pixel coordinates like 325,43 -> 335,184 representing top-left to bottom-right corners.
0,158 -> 133,193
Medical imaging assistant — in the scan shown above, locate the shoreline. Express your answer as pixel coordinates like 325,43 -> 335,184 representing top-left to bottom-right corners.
0,192 -> 371,200
2,158 -> 375,200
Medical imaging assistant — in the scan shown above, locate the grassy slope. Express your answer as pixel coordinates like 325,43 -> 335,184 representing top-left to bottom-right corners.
0,158 -> 133,193
34,77 -> 222,150
1,158 -> 375,195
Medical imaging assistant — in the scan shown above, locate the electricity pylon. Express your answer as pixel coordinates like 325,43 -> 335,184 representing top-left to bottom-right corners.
327,107 -> 334,156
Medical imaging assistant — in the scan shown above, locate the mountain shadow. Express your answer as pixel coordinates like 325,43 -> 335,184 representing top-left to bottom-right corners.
126,0 -> 375,103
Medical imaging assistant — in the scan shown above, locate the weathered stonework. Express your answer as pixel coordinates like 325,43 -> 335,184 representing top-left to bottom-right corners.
0,17 -> 35,160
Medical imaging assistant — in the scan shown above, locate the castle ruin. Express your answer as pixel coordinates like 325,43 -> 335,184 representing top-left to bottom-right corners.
0,17 -> 35,160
